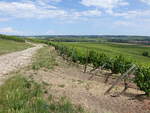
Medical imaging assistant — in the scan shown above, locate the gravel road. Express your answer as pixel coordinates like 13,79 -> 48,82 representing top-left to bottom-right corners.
0,44 -> 43,85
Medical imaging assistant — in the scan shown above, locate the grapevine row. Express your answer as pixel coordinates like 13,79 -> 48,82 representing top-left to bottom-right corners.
48,42 -> 150,96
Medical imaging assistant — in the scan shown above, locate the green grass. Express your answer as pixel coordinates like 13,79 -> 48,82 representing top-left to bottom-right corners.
0,39 -> 32,55
32,47 -> 57,70
0,75 -> 88,113
58,42 -> 150,65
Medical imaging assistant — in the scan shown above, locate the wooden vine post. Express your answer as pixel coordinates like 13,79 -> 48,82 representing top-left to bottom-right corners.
84,48 -> 89,73
104,64 -> 136,95
88,64 -> 106,80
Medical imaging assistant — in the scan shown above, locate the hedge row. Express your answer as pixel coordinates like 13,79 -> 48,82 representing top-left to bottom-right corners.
26,38 -> 48,44
0,34 -> 25,42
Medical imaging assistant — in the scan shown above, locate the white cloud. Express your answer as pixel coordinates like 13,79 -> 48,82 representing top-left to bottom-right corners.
0,18 -> 9,22
114,21 -> 134,26
49,0 -> 62,2
46,30 -> 56,34
0,1 -> 67,19
35,0 -> 57,9
74,9 -> 102,17
0,27 -> 15,33
0,27 -> 23,35
37,0 -> 62,3
0,1 -> 101,20
108,9 -> 150,19
140,0 -> 150,5
80,0 -> 129,9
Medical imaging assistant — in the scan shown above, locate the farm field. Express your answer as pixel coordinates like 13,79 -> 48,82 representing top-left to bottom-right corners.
0,37 -> 149,113
19,45 -> 150,113
1,0 -> 150,112
0,39 -> 32,55
58,42 -> 150,65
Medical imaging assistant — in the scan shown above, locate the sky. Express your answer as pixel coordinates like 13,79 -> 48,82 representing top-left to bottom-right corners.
0,0 -> 150,36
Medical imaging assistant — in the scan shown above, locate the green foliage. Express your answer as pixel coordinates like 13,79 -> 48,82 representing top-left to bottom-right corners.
78,55 -> 87,65
112,55 -> 133,74
32,47 -> 57,70
103,57 -> 114,70
0,75 -> 87,113
49,42 -> 150,96
93,52 -> 109,68
0,34 -> 25,42
26,38 -> 48,44
135,66 -> 150,96
142,51 -> 149,57
71,48 -> 78,62
58,42 -> 150,65
48,96 -> 86,113
0,75 -> 46,113
50,42 -> 134,74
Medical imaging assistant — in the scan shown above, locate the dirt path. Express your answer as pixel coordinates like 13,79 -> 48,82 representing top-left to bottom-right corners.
23,48 -> 150,113
0,44 -> 43,85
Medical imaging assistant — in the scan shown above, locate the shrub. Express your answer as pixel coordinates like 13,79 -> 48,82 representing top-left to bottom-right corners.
26,38 -> 47,43
142,51 -> 149,57
103,57 -> 114,70
112,55 -> 133,74
0,34 -> 25,42
91,52 -> 108,68
134,66 -> 150,96
71,49 -> 78,62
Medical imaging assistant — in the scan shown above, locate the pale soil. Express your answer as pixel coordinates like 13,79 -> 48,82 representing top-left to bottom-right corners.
22,47 -> 150,113
0,44 -> 43,85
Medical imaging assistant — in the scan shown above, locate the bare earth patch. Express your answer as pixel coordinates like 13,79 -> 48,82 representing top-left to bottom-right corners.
0,44 -> 43,85
21,48 -> 150,113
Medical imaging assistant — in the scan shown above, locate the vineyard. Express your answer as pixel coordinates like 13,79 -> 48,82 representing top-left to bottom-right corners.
49,42 -> 150,96
0,36 -> 149,113
57,42 -> 150,65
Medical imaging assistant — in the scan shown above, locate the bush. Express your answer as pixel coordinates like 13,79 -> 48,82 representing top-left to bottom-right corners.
135,66 -> 150,96
71,49 -> 78,62
0,34 -> 25,42
142,51 -> 149,57
112,55 -> 133,74
26,38 -> 48,44
103,57 -> 114,70
91,52 -> 108,68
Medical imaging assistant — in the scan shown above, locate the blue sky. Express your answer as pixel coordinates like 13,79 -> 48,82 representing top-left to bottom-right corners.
0,0 -> 150,36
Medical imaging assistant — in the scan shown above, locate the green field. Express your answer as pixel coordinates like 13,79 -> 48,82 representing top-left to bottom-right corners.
0,39 -> 32,55
58,42 -> 150,65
